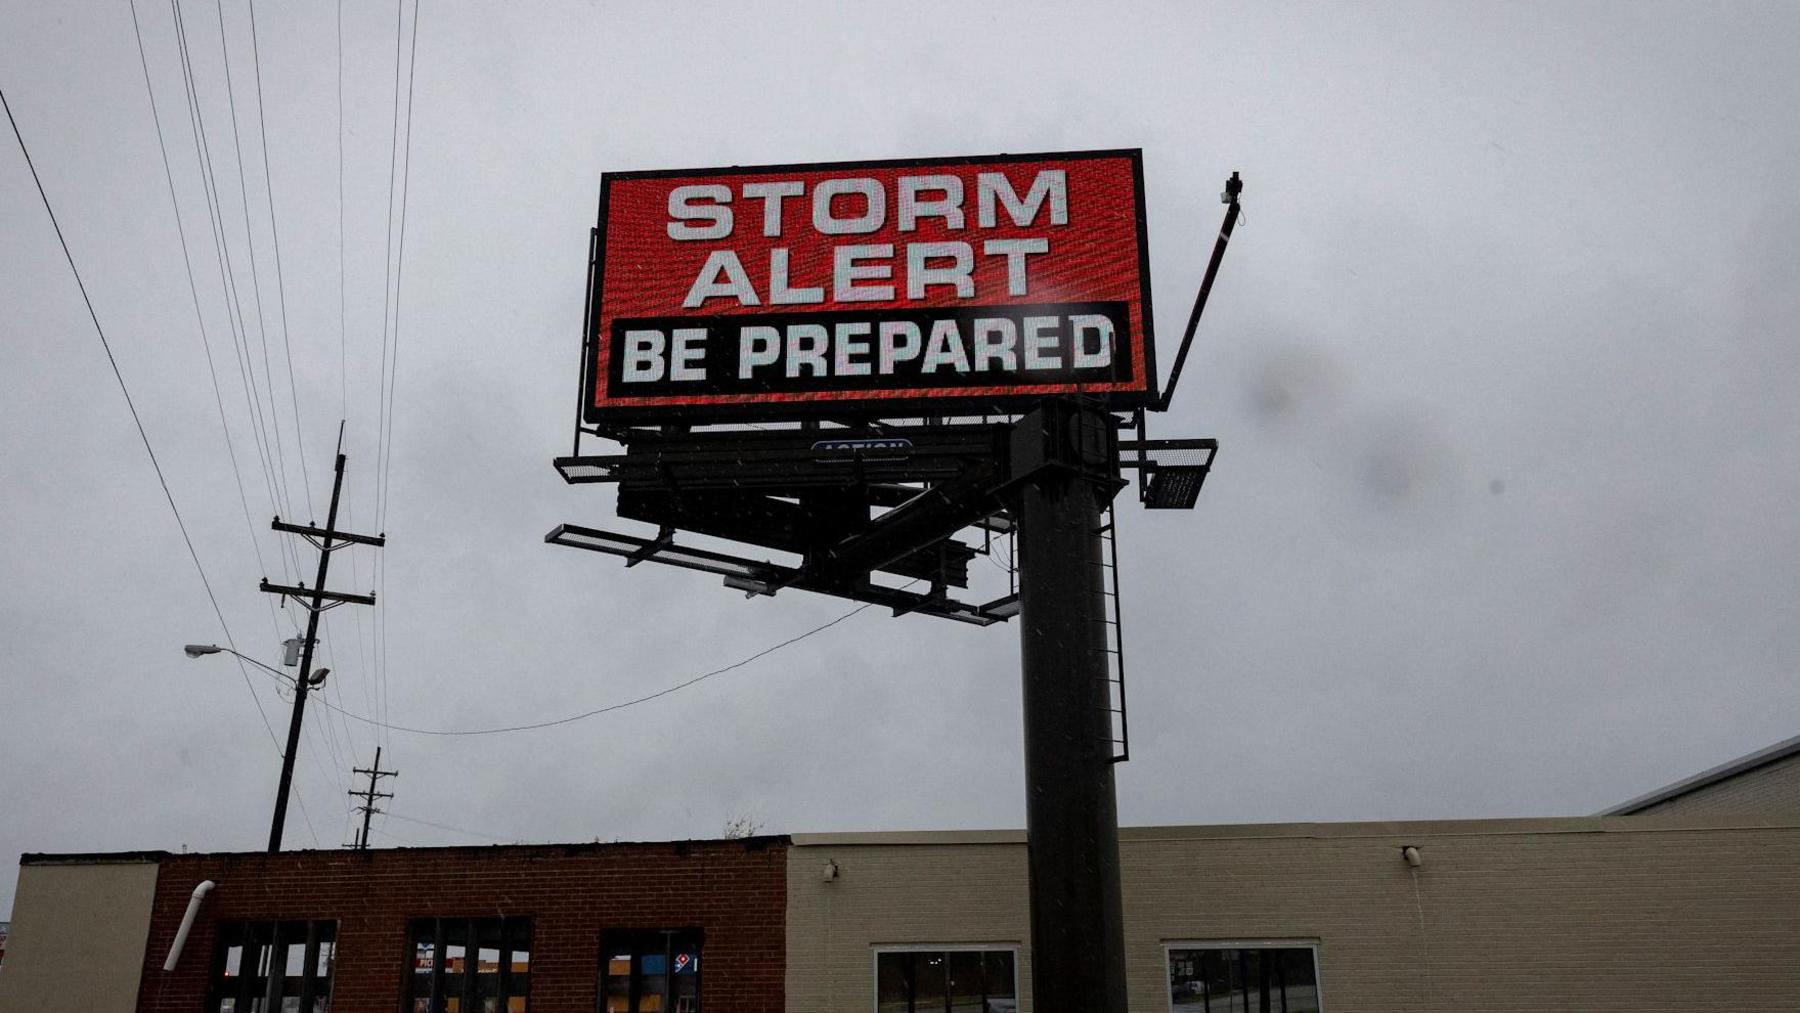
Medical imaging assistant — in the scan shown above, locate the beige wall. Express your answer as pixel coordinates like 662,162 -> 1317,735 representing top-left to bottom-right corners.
0,857 -> 161,1013
786,832 -> 1034,1012
788,816 -> 1800,1012
1631,751 -> 1800,815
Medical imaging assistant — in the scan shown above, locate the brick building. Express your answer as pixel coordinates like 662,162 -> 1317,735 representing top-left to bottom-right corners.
3,733 -> 1799,1012
1,838 -> 785,1013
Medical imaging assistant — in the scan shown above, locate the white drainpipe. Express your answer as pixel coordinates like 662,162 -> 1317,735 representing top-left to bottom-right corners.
162,880 -> 216,971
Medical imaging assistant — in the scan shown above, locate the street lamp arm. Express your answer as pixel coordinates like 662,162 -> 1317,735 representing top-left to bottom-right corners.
183,644 -> 294,685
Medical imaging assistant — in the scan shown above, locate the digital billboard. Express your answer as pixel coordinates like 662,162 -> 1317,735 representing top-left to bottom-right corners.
583,149 -> 1156,422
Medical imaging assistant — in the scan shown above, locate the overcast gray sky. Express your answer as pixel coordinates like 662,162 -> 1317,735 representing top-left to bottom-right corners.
4,1 -> 1798,917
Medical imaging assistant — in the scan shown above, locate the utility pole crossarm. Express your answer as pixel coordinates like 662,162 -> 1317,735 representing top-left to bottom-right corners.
271,518 -> 386,548
259,580 -> 377,608
346,746 -> 399,851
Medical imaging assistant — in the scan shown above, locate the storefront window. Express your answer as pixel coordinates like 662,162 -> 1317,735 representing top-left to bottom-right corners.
407,917 -> 532,1013
1166,945 -> 1320,1013
874,948 -> 1016,1013
207,921 -> 336,1013
599,929 -> 702,1013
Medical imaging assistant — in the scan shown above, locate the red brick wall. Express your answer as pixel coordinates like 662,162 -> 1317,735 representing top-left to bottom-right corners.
134,839 -> 786,1013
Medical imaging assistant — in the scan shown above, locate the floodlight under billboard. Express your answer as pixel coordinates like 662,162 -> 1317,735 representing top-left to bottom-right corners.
582,149 -> 1156,423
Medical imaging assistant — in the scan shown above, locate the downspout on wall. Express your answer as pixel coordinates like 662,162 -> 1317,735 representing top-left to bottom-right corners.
162,880 -> 215,971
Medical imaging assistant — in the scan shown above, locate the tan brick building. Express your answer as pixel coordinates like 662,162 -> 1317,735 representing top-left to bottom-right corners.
785,815 -> 1800,1012
1603,732 -> 1800,817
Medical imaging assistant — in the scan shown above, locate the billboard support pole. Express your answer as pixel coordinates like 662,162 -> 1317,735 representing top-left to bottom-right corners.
1010,400 -> 1129,1013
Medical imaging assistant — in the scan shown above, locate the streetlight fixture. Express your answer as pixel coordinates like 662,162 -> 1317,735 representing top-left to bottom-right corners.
183,643 -> 326,685
184,643 -> 332,847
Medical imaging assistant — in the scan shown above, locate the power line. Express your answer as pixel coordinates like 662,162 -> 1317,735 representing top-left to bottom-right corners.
128,0 -> 281,648
335,599 -> 879,737
343,498 -> 380,753
336,0 -> 346,424
207,0 -> 300,534
373,0 -> 405,530
384,811 -> 513,844
320,609 -> 369,771
378,0 -> 420,535
245,0 -> 315,520
7,75 -> 323,851
3,83 -> 283,757
170,0 -> 294,582
369,824 -> 418,847
173,0 -> 313,633
372,0 -> 421,763
224,594 -> 881,738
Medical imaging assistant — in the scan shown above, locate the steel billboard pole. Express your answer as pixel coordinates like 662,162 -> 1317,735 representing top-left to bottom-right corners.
1010,400 -> 1129,1013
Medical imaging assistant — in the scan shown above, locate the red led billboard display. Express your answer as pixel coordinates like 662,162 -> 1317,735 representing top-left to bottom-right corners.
583,150 -> 1156,422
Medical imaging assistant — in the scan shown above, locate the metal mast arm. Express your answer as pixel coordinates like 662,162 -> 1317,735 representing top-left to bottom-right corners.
1156,172 -> 1242,412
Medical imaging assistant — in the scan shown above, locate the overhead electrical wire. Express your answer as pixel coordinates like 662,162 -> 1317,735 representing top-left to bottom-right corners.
208,0 -> 303,537
170,0 -> 295,584
225,595 -> 884,737
379,0 -> 421,756
379,0 -> 420,537
323,614 -> 370,772
245,0 -> 315,520
334,5 -> 377,775
371,0 -> 421,761
337,0 -> 347,424
1,87 -> 316,837
142,2 -> 323,843
178,0 -> 310,625
345,501 -> 378,741
369,824 -> 418,847
384,812 -> 515,844
373,0 -> 405,532
337,598 -> 880,736
176,0 -> 315,638
128,0 -> 286,653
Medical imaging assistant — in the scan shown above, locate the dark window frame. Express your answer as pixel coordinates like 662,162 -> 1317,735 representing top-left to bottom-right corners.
597,928 -> 705,1013
404,916 -> 534,1013
1163,942 -> 1323,1013
206,919 -> 338,1013
872,945 -> 1019,1013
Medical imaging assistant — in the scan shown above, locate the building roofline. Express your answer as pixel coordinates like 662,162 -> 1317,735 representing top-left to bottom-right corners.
19,836 -> 788,866
1600,732 -> 1800,816
20,851 -> 169,866
791,812 -> 1800,847
22,803 -> 1800,867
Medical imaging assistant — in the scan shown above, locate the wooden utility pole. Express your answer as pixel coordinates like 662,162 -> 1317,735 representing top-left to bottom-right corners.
347,747 -> 398,850
260,428 -> 383,852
